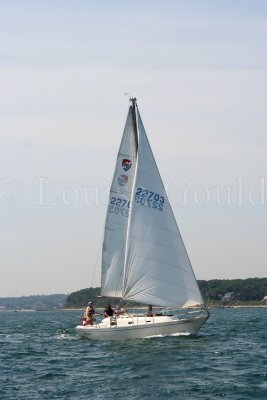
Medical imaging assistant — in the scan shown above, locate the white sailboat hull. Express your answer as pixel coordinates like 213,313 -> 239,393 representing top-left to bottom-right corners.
76,313 -> 209,341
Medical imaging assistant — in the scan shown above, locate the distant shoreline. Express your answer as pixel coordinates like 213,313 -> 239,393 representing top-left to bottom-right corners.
62,304 -> 267,311
1,305 -> 266,312
211,305 -> 267,309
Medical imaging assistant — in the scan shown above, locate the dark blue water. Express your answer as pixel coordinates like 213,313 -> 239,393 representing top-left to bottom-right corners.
0,308 -> 266,399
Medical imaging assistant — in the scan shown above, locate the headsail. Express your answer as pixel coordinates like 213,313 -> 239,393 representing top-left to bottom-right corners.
101,105 -> 137,297
122,105 -> 203,307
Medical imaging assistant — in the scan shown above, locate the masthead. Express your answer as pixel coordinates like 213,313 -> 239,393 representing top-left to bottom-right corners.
130,97 -> 137,108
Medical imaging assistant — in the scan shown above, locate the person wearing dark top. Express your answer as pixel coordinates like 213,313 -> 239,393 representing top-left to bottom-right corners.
104,304 -> 114,317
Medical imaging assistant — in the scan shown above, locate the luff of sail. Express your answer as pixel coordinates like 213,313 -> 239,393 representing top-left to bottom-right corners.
101,105 -> 137,297
122,106 -> 204,308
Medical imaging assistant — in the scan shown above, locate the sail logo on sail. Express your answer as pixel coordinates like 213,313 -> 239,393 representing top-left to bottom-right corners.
118,175 -> 128,187
122,159 -> 132,171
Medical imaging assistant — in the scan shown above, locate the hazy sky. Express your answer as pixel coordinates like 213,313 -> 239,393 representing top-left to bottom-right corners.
1,0 -> 266,297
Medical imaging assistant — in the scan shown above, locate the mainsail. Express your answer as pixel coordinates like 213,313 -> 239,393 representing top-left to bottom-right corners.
102,99 -> 203,307
101,105 -> 137,297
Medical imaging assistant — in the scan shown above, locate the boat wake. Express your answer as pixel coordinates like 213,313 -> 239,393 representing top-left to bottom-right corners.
56,333 -> 78,341
55,330 -> 77,341
145,332 -> 191,339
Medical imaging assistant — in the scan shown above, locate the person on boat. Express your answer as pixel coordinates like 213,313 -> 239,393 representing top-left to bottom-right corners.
85,302 -> 95,325
115,304 -> 127,316
104,304 -> 114,317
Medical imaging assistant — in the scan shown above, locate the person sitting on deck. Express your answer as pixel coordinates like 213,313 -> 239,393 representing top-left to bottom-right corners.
104,304 -> 114,317
84,302 -> 95,325
115,304 -> 128,316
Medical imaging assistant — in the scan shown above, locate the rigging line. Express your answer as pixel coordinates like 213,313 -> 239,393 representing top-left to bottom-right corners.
91,228 -> 104,288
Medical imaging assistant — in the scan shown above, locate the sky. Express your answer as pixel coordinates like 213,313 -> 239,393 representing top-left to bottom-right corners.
0,0 -> 266,297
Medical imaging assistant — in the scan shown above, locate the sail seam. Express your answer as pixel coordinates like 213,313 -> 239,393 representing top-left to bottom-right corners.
126,234 -> 185,252
127,254 -> 195,277
128,222 -> 181,239
105,220 -> 128,228
125,276 -> 201,296
124,287 -> 201,306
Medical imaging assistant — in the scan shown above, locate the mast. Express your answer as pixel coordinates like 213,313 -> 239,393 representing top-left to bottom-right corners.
130,98 -> 152,314
130,97 -> 138,153
122,97 -> 139,302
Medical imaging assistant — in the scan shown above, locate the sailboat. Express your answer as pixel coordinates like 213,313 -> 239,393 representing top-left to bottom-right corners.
76,98 -> 209,340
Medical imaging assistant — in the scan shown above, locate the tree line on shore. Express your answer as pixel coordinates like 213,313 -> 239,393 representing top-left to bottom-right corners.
1,278 -> 265,310
65,278 -> 267,308
198,278 -> 267,303
0,294 -> 66,310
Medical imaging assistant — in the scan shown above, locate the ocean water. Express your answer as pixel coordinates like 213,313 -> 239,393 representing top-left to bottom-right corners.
0,308 -> 266,399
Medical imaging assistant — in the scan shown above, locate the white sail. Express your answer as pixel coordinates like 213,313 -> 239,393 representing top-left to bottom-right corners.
122,107 -> 203,307
101,106 -> 137,297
